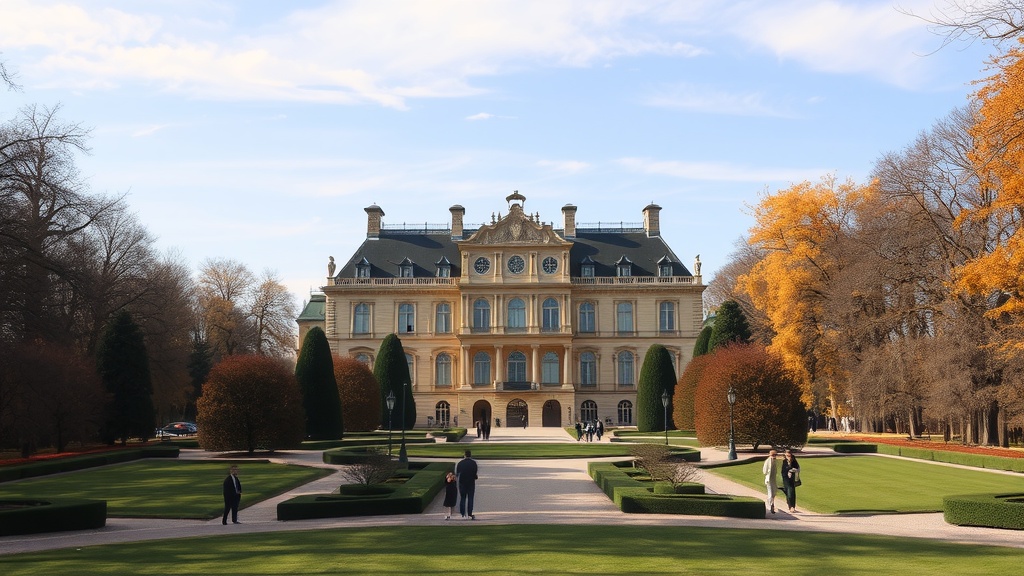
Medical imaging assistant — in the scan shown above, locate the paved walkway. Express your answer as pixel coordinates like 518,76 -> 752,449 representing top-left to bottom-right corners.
2,427 -> 1023,555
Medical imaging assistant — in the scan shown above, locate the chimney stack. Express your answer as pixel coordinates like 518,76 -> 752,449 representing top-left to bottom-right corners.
561,204 -> 577,239
365,204 -> 384,239
450,205 -> 465,240
642,203 -> 661,237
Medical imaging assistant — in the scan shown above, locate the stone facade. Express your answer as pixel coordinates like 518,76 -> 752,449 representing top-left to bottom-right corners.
297,193 -> 704,429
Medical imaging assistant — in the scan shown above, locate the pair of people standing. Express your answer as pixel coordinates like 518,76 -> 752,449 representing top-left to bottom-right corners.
762,449 -> 800,514
443,450 -> 479,520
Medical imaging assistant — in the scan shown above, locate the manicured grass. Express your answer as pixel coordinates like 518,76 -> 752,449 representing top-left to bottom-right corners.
2,525 -> 1022,575
0,460 -> 331,519
613,429 -> 696,437
403,442 -> 639,458
707,455 -> 1024,514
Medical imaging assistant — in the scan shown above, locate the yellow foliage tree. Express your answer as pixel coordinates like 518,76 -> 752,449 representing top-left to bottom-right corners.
959,41 -> 1024,352
740,175 -> 871,413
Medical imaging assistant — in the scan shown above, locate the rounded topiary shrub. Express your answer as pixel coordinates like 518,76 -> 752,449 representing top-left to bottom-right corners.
944,493 -> 1024,530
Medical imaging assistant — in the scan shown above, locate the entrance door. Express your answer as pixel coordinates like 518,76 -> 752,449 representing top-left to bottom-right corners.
506,399 -> 528,428
542,400 -> 561,427
472,400 -> 492,429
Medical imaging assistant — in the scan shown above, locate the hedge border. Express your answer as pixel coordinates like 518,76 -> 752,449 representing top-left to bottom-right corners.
0,498 -> 107,536
943,492 -> 1024,530
833,443 -> 1024,472
276,462 -> 454,520
0,445 -> 180,483
589,460 -> 764,518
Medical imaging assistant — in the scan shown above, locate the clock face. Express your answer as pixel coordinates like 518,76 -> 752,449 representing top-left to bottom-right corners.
507,255 -> 525,274
542,256 -> 558,274
474,257 -> 490,274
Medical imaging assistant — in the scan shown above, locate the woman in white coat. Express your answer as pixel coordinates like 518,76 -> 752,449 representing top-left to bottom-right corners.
762,450 -> 779,514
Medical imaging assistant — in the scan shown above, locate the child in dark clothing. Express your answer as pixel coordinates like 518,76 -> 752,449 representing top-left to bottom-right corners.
443,472 -> 458,519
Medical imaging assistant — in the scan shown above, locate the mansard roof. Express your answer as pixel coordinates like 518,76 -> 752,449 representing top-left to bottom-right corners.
297,293 -> 326,321
567,232 -> 689,277
337,233 -> 463,279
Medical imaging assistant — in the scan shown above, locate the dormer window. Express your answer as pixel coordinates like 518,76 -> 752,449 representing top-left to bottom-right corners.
399,257 -> 414,278
355,257 -> 370,278
657,256 -> 673,277
615,255 -> 632,277
435,256 -> 452,278
580,256 -> 595,278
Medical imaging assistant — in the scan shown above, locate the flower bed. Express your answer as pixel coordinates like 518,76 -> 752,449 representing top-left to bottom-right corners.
838,435 -> 1024,459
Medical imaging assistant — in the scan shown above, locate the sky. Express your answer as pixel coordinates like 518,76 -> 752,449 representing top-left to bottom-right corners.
0,0 -> 1002,313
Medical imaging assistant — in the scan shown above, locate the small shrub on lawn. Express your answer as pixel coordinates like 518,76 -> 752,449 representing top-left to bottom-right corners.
944,493 -> 1024,530
0,498 -> 106,536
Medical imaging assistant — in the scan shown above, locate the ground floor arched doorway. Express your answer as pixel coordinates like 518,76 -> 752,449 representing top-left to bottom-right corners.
542,400 -> 561,427
473,400 -> 492,428
506,398 -> 528,428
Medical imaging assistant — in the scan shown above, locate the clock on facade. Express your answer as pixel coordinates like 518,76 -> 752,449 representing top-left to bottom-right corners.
507,255 -> 525,274
474,257 -> 490,274
542,256 -> 558,274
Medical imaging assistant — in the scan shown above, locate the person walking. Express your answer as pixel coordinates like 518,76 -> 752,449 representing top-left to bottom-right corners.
596,419 -> 604,441
574,421 -> 582,441
762,450 -> 779,514
222,464 -> 242,525
442,472 -> 458,519
781,449 -> 801,513
455,449 -> 479,519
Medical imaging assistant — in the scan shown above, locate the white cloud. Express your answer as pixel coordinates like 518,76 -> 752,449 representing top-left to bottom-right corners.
466,112 -> 494,121
536,159 -> 590,174
131,123 -> 171,137
645,83 -> 794,117
617,157 -> 824,183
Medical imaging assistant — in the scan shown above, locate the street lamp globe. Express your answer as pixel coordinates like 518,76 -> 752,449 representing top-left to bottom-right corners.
726,386 -> 737,460
661,390 -> 670,445
385,390 -> 396,456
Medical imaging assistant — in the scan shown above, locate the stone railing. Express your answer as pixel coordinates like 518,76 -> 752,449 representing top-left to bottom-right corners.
571,276 -> 696,285
328,277 -> 460,287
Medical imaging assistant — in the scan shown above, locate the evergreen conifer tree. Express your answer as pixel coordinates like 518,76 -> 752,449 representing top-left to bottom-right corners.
693,325 -> 713,357
373,333 -> 416,429
97,310 -> 155,444
636,344 -> 677,432
295,326 -> 343,439
709,300 -> 752,351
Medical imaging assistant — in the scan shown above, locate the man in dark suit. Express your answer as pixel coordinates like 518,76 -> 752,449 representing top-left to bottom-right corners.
222,465 -> 242,524
455,450 -> 478,519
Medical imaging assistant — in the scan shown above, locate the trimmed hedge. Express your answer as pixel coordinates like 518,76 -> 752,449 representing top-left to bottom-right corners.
589,461 -> 762,518
944,493 -> 1024,530
0,445 -> 180,483
277,462 -> 453,520
0,498 -> 107,536
833,442 -> 1024,472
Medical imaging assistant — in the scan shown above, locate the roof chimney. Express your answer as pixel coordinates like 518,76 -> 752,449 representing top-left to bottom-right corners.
364,204 -> 384,239
561,204 -> 577,239
642,203 -> 661,237
450,205 -> 465,240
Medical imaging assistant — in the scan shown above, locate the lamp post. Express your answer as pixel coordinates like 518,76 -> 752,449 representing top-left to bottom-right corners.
398,381 -> 409,463
727,386 -> 737,461
661,389 -> 670,446
386,391 -> 395,456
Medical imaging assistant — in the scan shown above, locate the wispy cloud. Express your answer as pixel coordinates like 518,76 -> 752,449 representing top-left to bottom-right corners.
131,124 -> 171,137
617,157 -> 824,183
536,159 -> 590,174
645,83 -> 794,117
466,112 -> 494,121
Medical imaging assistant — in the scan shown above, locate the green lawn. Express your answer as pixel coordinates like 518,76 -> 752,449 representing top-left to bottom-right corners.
2,525 -> 1021,575
0,460 -> 331,519
402,442 -> 638,458
707,454 -> 1024,514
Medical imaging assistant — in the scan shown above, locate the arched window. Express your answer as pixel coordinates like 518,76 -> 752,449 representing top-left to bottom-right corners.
473,351 -> 491,385
659,301 -> 675,333
435,401 -> 451,426
578,302 -> 595,333
616,302 -> 633,335
542,298 -> 559,331
579,352 -> 596,387
399,303 -> 415,333
473,299 -> 490,331
618,400 -> 634,425
541,352 -> 559,384
507,351 -> 527,383
355,353 -> 373,365
435,303 -> 451,334
405,353 -> 415,385
507,298 -> 526,330
580,400 -> 598,423
435,353 -> 452,387
353,303 -> 370,334
616,351 -> 634,387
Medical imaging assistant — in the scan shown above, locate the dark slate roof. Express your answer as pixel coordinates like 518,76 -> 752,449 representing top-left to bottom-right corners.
334,230 -> 691,279
298,293 -> 326,321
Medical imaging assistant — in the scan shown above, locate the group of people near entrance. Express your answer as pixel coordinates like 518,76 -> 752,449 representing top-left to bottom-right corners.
474,420 -> 491,440
574,419 -> 603,442
762,449 -> 800,513
442,450 -> 480,520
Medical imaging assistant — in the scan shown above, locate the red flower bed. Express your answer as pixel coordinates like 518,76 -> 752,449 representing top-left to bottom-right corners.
840,434 -> 1024,459
0,443 -> 149,467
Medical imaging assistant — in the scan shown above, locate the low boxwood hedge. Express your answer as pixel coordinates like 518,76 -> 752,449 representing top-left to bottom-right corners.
0,498 -> 107,536
943,492 -> 1024,530
832,443 -> 878,453
0,445 -> 180,483
277,462 -> 453,520
618,490 -> 765,518
834,442 -> 1024,472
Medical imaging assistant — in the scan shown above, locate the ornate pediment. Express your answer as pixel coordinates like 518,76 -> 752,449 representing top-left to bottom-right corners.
462,202 -> 571,246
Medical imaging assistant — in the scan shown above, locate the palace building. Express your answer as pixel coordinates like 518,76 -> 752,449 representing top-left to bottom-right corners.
296,192 -> 704,429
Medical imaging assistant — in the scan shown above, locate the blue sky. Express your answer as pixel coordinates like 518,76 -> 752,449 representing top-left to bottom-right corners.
0,0 -> 998,311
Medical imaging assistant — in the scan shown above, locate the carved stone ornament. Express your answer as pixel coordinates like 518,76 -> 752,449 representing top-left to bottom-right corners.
464,203 -> 570,246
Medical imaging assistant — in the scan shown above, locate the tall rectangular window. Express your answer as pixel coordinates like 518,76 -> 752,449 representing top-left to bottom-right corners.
473,352 -> 491,385
580,352 -> 596,387
541,352 -> 559,384
542,298 -> 559,332
617,351 -> 634,387
659,301 -> 675,333
399,303 -> 415,333
353,303 -> 370,334
435,303 -> 451,333
616,302 -> 633,335
435,353 -> 452,387
578,302 -> 595,333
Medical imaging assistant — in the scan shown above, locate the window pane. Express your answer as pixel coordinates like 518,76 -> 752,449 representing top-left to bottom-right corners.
542,352 -> 559,384
616,302 -> 633,334
508,351 -> 527,382
542,298 -> 559,331
618,400 -> 633,425
581,400 -> 597,422
579,302 -> 595,333
473,299 -> 490,329
580,352 -> 596,387
474,352 -> 491,384
436,353 -> 451,386
399,303 -> 414,333
406,353 -> 414,384
508,298 -> 526,329
659,302 -> 675,332
354,303 -> 370,334
617,351 -> 634,386
435,303 -> 451,333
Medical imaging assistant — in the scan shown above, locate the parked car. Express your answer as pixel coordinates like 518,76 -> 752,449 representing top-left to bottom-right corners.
155,422 -> 198,437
